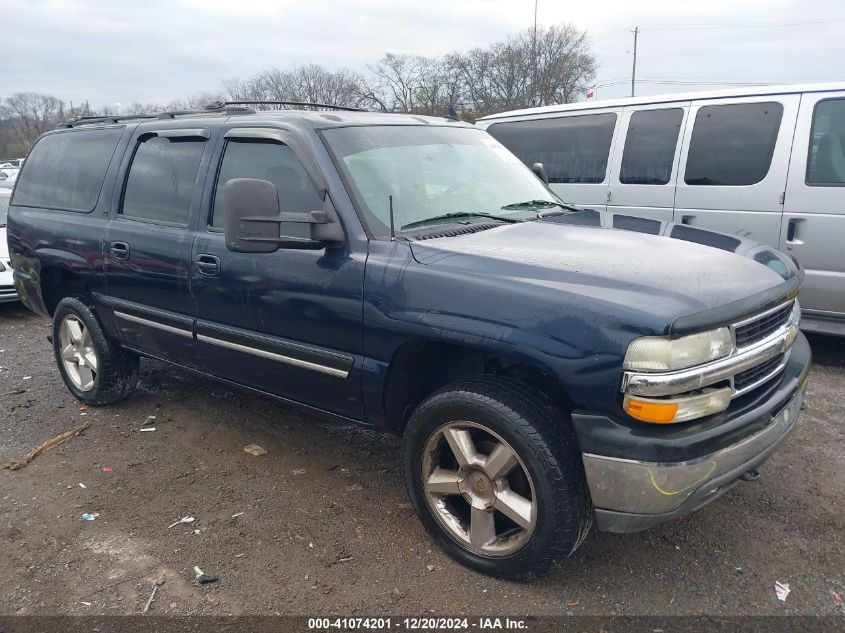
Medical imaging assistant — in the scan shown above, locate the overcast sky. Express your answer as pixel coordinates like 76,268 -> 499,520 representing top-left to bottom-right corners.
1,0 -> 844,108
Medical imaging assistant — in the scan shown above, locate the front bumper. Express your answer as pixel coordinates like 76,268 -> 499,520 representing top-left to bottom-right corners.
578,333 -> 811,533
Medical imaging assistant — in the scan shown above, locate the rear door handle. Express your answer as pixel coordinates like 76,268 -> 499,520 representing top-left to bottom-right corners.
785,218 -> 804,245
194,253 -> 220,276
680,215 -> 695,225
109,241 -> 130,260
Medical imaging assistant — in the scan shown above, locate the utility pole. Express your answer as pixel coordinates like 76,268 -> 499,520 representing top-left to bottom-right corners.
631,25 -> 639,97
533,0 -> 539,106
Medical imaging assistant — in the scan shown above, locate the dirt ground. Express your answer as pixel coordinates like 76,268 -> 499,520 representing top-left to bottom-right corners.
0,301 -> 842,617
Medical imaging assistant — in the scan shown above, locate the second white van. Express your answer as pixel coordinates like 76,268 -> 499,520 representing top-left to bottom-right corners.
477,82 -> 845,336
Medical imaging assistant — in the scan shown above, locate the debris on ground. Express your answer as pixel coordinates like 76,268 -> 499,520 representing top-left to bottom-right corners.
78,483 -> 86,489
3,420 -> 92,471
345,483 -> 363,491
426,564 -> 435,572
775,581 -> 791,602
168,516 -> 195,528
211,388 -> 233,400
142,415 -> 157,427
82,513 -> 99,521
243,444 -> 268,456
80,601 -> 91,606
231,512 -> 244,518
193,566 -> 218,584
102,464 -> 112,473
336,556 -> 354,563
142,584 -> 158,613
138,428 -> 156,432
292,469 -> 306,475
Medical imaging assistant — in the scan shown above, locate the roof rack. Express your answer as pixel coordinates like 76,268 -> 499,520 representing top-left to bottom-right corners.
210,100 -> 365,112
56,104 -> 257,129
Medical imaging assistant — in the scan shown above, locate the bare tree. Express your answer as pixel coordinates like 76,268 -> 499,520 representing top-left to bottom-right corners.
1,93 -> 64,150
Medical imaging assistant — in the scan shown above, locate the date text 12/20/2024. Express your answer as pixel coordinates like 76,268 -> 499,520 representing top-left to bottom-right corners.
307,618 -> 528,630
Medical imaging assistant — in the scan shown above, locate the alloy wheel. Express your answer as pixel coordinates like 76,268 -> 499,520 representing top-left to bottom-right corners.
58,315 -> 98,391
421,421 -> 537,557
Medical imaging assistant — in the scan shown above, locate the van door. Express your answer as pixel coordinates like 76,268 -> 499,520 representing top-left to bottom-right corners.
485,108 -> 621,212
673,95 -> 800,245
190,126 -> 365,419
606,103 -> 689,225
105,127 -> 212,365
782,91 -> 845,324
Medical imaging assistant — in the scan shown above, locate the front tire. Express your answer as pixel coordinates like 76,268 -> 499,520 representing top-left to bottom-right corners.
402,376 -> 591,580
52,296 -> 139,406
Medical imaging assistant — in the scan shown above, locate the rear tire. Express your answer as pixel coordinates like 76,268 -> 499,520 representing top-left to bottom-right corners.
402,376 -> 592,580
52,296 -> 139,406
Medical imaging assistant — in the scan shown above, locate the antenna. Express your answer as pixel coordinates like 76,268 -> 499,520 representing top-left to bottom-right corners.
388,195 -> 396,241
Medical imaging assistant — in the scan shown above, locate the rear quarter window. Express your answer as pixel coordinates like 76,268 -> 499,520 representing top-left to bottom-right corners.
12,128 -> 124,212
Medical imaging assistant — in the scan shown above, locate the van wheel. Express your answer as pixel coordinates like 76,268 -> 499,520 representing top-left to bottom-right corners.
402,376 -> 592,581
52,296 -> 139,406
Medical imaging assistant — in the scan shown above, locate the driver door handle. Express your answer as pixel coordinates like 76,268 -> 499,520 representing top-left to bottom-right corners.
194,253 -> 220,276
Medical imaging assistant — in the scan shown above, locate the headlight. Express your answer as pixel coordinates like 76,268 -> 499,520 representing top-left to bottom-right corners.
623,327 -> 734,372
624,388 -> 733,424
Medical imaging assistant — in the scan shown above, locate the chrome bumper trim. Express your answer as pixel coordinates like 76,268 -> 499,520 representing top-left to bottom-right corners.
622,309 -> 799,398
582,387 -> 804,517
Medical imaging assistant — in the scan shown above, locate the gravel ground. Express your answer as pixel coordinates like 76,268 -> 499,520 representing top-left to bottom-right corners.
0,302 -> 842,617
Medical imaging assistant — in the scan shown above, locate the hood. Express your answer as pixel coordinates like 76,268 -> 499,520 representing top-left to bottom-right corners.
409,219 -> 798,333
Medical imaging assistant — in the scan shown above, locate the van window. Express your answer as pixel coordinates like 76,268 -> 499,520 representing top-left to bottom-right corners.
122,136 -> 204,225
487,113 -> 617,184
807,98 -> 845,186
684,102 -> 783,186
620,108 -> 683,185
12,128 -> 123,212
211,140 -> 322,239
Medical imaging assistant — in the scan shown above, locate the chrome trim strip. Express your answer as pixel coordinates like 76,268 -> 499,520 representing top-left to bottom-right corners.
733,299 -> 794,330
622,323 -> 797,397
196,334 -> 349,379
114,311 -> 193,338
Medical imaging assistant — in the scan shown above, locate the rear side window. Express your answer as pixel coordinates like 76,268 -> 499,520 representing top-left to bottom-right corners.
122,136 -> 205,225
210,140 -> 322,237
807,98 -> 845,186
619,108 -> 683,185
12,128 -> 123,211
487,113 -> 617,184
684,102 -> 783,186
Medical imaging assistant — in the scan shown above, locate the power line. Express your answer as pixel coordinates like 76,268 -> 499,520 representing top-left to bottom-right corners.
639,17 -> 845,31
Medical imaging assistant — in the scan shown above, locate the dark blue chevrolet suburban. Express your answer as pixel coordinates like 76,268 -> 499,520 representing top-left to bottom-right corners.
6,103 -> 810,579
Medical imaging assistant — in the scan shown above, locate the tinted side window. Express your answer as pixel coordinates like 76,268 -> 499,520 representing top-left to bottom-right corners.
488,113 -> 617,184
12,128 -> 123,211
684,102 -> 783,186
619,108 -> 683,185
122,136 -> 205,225
807,98 -> 845,186
211,140 -> 323,238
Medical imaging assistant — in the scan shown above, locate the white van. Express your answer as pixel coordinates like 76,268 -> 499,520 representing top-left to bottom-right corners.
477,83 -> 845,336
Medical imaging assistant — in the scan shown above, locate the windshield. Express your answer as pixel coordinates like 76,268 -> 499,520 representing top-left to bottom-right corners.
0,194 -> 9,226
322,125 -> 559,238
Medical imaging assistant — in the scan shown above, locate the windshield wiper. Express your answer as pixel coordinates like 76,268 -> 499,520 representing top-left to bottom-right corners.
400,212 -> 522,231
500,200 -> 565,211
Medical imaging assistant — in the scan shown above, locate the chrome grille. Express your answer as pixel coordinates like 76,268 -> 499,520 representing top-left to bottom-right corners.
735,302 -> 793,348
734,353 -> 785,393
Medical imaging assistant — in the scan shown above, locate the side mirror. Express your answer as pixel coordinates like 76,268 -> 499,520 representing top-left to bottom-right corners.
223,178 -> 344,253
531,162 -> 549,184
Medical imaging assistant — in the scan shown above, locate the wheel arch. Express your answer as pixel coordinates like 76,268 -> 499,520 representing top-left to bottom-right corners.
381,339 -> 573,435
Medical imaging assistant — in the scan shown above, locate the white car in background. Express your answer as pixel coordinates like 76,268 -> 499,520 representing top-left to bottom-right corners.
0,167 -> 20,186
0,187 -> 18,303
